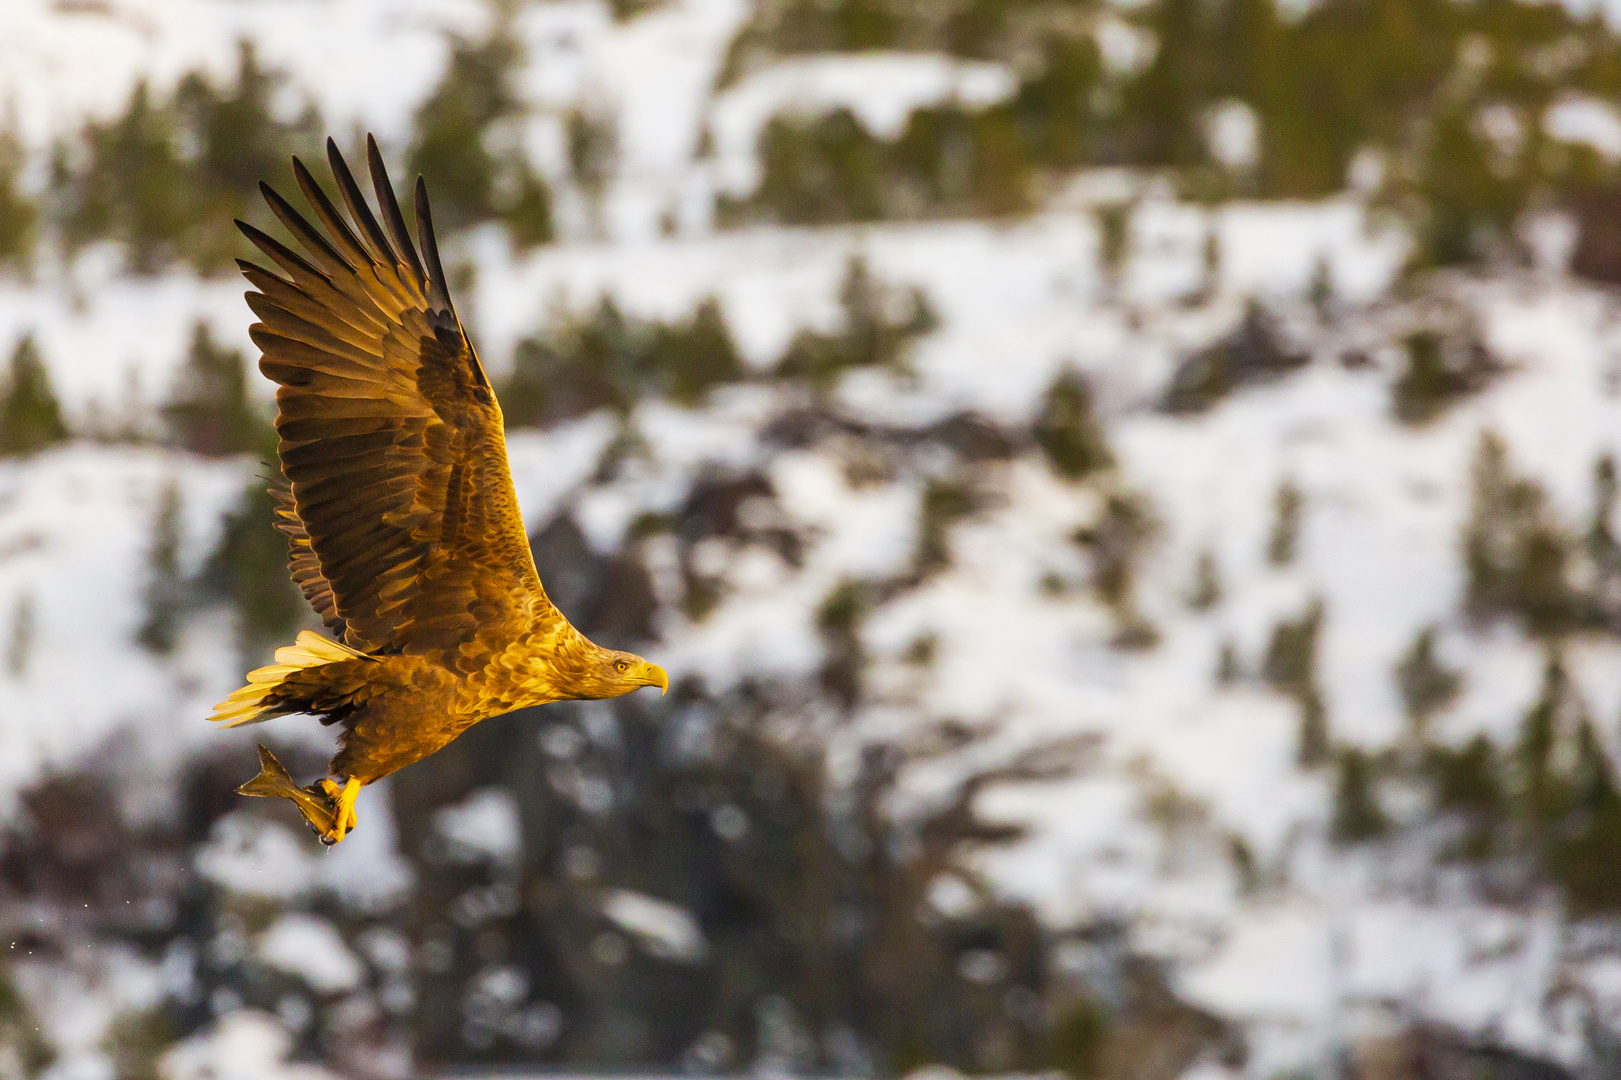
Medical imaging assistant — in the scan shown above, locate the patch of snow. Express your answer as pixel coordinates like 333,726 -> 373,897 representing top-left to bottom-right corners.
1204,100 -> 1259,171
195,814 -> 316,901
255,914 -> 364,995
159,1009 -> 338,1080
1544,94 -> 1621,158
433,786 -> 522,865
601,889 -> 708,963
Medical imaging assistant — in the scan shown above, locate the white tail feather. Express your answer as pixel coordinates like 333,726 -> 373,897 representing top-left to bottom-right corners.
209,631 -> 369,728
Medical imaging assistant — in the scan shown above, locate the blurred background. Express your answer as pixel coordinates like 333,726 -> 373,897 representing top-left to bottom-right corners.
12,0 -> 1621,1077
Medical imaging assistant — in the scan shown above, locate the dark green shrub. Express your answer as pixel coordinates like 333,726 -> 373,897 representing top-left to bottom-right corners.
1391,329 -> 1503,426
1463,432 -> 1588,637
1187,548 -> 1222,610
778,256 -> 936,393
137,480 -> 184,656
1394,626 -> 1462,739
160,322 -> 273,457
1048,996 -> 1109,1078
1266,477 -> 1302,566
501,295 -> 746,428
408,33 -> 523,232
0,125 -> 36,271
0,335 -> 67,456
916,478 -> 978,577
1331,747 -> 1389,842
1162,300 -> 1307,414
1033,369 -> 1112,482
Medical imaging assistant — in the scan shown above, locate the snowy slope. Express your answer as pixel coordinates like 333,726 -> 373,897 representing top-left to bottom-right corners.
8,0 -> 1621,1076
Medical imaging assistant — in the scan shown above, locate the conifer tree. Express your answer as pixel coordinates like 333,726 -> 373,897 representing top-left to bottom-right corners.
1298,689 -> 1331,767
1033,369 -> 1112,482
1516,654 -> 1581,830
566,103 -> 619,237
0,335 -> 68,456
1266,476 -> 1302,565
1590,455 -> 1619,569
1215,638 -> 1240,685
1394,626 -> 1462,740
408,31 -> 545,237
1463,432 -> 1582,636
160,322 -> 271,457
1094,202 -> 1131,300
6,592 -> 33,678
137,479 -> 185,655
1331,747 -> 1388,842
60,80 -> 189,272
0,125 -> 36,271
650,297 -> 744,406
1262,598 -> 1330,764
1187,548 -> 1222,610
170,41 -> 321,269
198,481 -> 306,662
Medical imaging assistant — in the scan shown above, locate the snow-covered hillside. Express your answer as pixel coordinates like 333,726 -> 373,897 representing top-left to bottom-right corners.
8,0 -> 1621,1078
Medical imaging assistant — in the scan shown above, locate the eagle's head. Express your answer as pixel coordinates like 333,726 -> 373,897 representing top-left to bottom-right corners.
570,647 -> 669,700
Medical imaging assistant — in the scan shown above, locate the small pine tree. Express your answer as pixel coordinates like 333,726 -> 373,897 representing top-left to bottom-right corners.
1187,548 -> 1222,610
1515,653 -> 1584,829
778,256 -> 936,393
1298,688 -> 1332,767
501,163 -> 554,251
161,322 -> 271,457
0,335 -> 68,456
1033,369 -> 1113,482
1392,330 -> 1503,426
817,578 -> 871,710
137,479 -> 185,655
1267,477 -> 1303,566
6,592 -> 33,678
198,481 -> 307,662
1263,599 -> 1324,698
916,478 -> 976,577
1215,637 -> 1240,685
1424,733 -> 1503,861
1591,455 -> 1619,568
566,103 -> 620,237
742,110 -> 887,227
1262,599 -> 1330,765
408,32 -> 524,233
1094,202 -> 1131,298
1331,747 -> 1388,842
60,80 -> 190,272
1463,431 -> 1584,636
1196,224 -> 1221,303
650,297 -> 744,406
1394,626 -> 1463,740
0,124 -> 36,270
1308,253 -> 1334,321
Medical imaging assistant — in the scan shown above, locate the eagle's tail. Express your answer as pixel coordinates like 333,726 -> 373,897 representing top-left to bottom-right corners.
210,630 -> 369,728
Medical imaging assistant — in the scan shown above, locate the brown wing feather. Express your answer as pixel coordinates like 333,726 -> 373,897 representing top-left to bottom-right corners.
270,486 -> 346,637
237,135 -> 559,659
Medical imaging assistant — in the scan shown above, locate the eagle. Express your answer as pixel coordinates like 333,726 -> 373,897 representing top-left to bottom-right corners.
210,136 -> 667,845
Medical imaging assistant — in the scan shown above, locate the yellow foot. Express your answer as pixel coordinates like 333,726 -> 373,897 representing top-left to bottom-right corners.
318,777 -> 361,845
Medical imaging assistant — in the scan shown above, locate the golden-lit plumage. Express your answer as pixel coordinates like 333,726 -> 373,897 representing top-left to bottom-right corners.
211,136 -> 666,844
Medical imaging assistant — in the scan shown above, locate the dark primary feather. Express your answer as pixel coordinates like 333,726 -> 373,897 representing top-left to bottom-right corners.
235,137 -> 558,659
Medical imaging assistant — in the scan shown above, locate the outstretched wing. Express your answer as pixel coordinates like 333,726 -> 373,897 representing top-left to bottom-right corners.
237,135 -> 558,662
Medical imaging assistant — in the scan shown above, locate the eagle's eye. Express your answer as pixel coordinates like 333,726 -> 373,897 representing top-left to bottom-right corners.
613,660 -> 629,674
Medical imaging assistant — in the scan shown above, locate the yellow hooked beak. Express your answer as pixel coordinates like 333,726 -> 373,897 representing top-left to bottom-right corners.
636,662 -> 669,695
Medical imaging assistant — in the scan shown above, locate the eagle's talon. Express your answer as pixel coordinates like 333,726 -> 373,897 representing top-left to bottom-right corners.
321,776 -> 362,845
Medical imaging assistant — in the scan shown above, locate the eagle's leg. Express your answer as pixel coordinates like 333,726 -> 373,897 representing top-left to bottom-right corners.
317,777 -> 362,844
